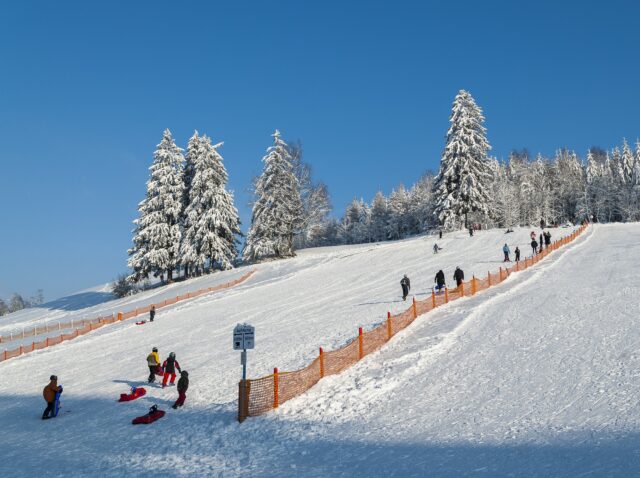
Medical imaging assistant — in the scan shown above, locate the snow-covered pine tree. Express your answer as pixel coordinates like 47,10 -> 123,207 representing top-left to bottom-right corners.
633,140 -> 640,187
243,130 -> 303,262
408,174 -> 436,232
620,139 -> 635,185
128,129 -> 185,283
367,192 -> 388,242
341,198 -> 370,244
181,134 -> 241,273
386,185 -> 411,240
432,90 -> 493,229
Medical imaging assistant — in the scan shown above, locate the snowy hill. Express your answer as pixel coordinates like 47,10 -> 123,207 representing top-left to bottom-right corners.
4,224 -> 639,477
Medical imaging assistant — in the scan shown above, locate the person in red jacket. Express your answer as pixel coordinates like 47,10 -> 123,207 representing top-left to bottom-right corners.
162,352 -> 181,388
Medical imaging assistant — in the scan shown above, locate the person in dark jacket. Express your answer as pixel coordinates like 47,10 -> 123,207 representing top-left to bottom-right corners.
162,352 -> 182,388
515,246 -> 521,262
531,239 -> 538,255
434,270 -> 446,292
539,233 -> 544,252
544,231 -> 551,246
400,275 -> 411,301
469,227 -> 474,237
439,230 -> 442,239
172,370 -> 189,409
453,267 -> 465,287
42,375 -> 61,419
503,243 -> 511,262
433,243 -> 442,254
150,305 -> 156,322
147,347 -> 161,383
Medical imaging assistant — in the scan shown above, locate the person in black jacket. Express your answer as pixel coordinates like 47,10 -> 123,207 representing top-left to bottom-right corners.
515,246 -> 521,262
544,231 -> 551,247
400,275 -> 411,301
150,305 -> 156,322
453,267 -> 464,287
172,370 -> 189,409
434,270 -> 446,292
162,352 -> 182,388
539,233 -> 544,252
531,239 -> 538,255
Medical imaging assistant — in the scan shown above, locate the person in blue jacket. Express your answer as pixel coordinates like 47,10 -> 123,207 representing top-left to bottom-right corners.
503,243 -> 511,262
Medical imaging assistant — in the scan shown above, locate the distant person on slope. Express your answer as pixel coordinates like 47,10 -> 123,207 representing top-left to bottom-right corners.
439,230 -> 443,239
434,270 -> 446,293
433,243 -> 442,254
150,305 -> 156,322
147,347 -> 161,383
469,227 -> 474,237
503,244 -> 511,262
400,275 -> 411,301
530,231 -> 536,241
544,231 -> 551,247
162,352 -> 182,388
539,233 -> 544,252
42,375 -> 61,420
531,239 -> 538,255
453,267 -> 465,288
515,246 -> 521,262
172,370 -> 189,409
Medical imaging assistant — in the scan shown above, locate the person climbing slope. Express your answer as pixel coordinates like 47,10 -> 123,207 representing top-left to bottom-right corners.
172,370 -> 189,409
162,352 -> 182,388
515,246 -> 521,262
453,266 -> 465,287
147,347 -> 161,383
42,375 -> 61,420
503,243 -> 511,262
434,269 -> 446,292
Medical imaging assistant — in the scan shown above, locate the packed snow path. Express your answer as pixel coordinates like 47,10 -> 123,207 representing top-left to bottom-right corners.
3,224 -> 639,477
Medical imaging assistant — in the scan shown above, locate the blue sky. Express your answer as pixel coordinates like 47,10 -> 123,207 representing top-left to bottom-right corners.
0,1 -> 638,301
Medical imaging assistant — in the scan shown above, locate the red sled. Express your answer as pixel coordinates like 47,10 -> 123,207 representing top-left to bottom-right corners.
119,387 -> 147,402
132,409 -> 165,425
136,321 -> 147,325
155,365 -> 164,377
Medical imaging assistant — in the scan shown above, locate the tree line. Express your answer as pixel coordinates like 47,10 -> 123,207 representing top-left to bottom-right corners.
0,290 -> 44,316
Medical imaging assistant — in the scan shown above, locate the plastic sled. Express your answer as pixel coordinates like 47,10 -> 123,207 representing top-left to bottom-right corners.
132,409 -> 165,425
119,387 -> 147,402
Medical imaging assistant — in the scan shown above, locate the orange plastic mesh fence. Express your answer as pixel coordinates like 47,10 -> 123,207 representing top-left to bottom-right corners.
240,225 -> 588,421
0,270 -> 256,362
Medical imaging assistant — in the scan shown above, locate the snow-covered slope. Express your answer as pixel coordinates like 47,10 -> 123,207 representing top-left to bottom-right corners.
5,225 -> 636,477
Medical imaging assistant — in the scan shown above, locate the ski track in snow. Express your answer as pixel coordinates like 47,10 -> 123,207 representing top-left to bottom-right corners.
3,225 -> 640,477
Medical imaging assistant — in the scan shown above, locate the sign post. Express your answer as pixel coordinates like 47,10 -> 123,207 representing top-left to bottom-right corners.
234,323 -> 255,423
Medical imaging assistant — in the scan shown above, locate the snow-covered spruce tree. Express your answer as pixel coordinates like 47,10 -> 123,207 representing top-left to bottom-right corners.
386,185 -> 411,240
369,191 -> 389,242
432,90 -> 493,229
341,198 -> 370,244
243,130 -> 303,262
128,129 -> 185,283
408,174 -> 436,233
288,141 -> 333,249
181,134 -> 241,274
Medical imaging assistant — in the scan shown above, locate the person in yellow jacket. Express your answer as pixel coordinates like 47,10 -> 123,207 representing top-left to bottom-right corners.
147,347 -> 161,383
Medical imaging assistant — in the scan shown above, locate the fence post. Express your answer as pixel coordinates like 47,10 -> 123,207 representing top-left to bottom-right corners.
431,290 -> 436,308
387,312 -> 393,339
60,334 -> 63,343
319,347 -> 325,378
46,337 -> 49,347
118,312 -> 123,321
412,297 -> 417,318
238,379 -> 250,423
499,267 -> 503,281
460,282 -> 465,296
445,287 -> 449,303
358,327 -> 364,359
472,276 -> 477,295
487,271 -> 491,287
19,346 -> 23,355
273,368 -> 279,408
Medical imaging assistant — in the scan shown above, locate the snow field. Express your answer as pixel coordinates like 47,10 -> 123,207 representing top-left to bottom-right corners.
0,225 -> 598,477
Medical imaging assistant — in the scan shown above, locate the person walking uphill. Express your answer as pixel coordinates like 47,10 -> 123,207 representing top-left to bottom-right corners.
172,370 -> 189,409
515,246 -> 521,262
434,270 -> 446,292
42,375 -> 61,420
162,352 -> 181,388
400,275 -> 411,301
147,347 -> 161,383
503,243 -> 511,262
531,238 -> 538,255
453,266 -> 465,287
150,305 -> 156,322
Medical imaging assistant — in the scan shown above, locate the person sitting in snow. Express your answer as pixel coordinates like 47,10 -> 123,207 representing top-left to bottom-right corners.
172,370 -> 189,409
42,375 -> 61,420
147,347 -> 161,383
434,270 -> 446,292
400,275 -> 411,301
162,352 -> 182,388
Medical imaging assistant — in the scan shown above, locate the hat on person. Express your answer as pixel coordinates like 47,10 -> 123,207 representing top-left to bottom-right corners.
152,347 -> 158,352
50,375 -> 57,381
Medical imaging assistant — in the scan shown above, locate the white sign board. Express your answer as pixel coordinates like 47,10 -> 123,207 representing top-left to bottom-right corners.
233,323 -> 255,350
